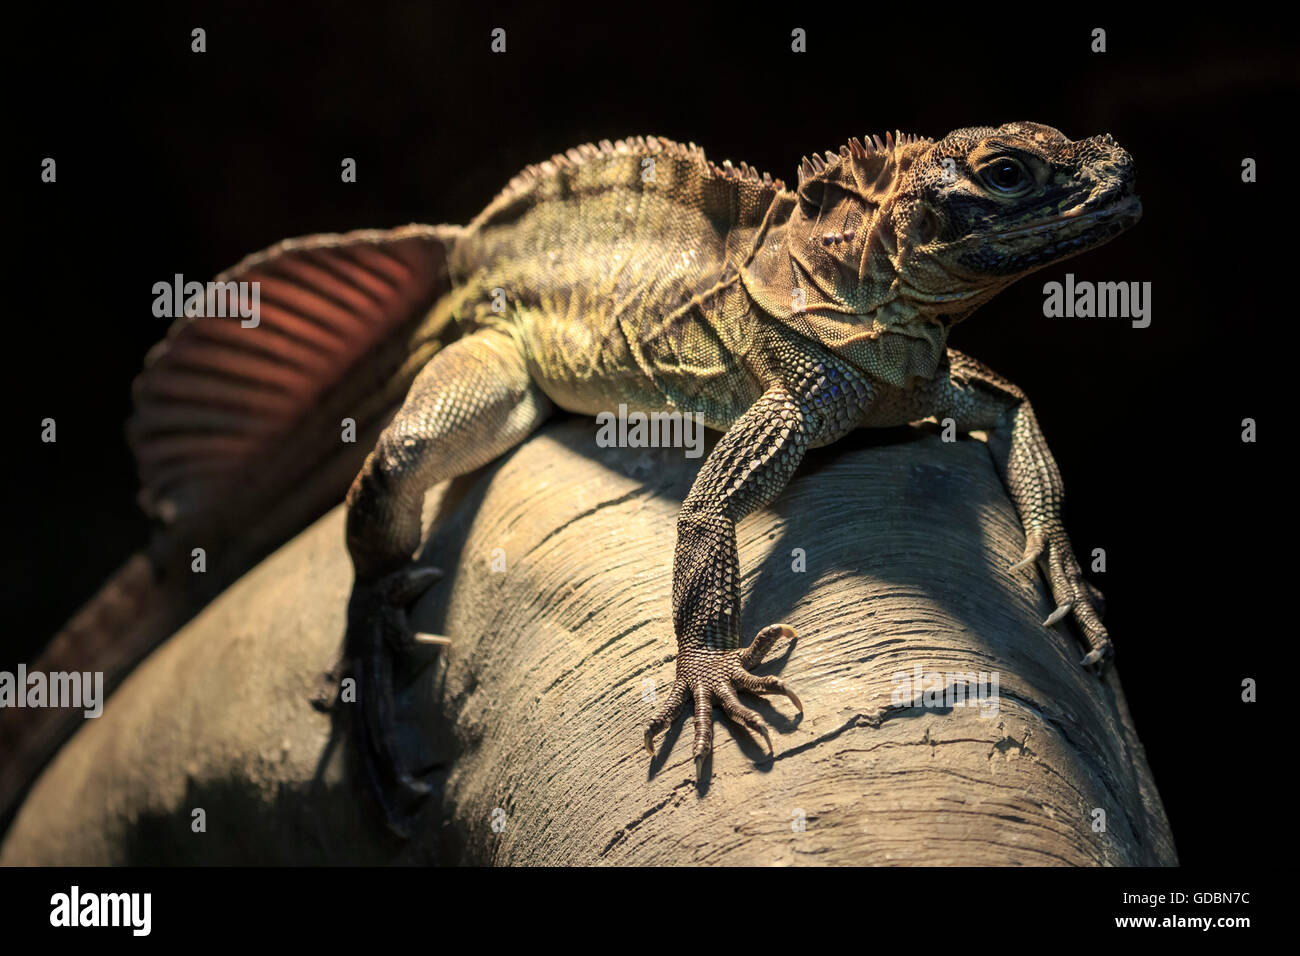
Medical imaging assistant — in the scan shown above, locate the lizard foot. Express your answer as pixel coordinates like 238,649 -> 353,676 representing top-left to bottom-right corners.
1009,529 -> 1112,675
346,564 -> 444,835
644,624 -> 802,776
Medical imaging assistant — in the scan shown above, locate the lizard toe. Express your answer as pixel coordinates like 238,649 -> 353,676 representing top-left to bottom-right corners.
738,623 -> 797,669
388,565 -> 443,605
1081,640 -> 1115,675
1008,533 -> 1047,573
731,667 -> 803,714
691,682 -> 716,770
1034,530 -> 1113,674
714,683 -> 773,757
643,678 -> 688,753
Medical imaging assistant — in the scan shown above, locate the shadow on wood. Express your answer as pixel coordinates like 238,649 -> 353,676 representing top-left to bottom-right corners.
0,419 -> 1177,865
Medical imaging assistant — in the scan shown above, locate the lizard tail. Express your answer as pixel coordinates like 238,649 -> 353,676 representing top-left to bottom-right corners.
0,224 -> 466,829
0,554 -> 177,830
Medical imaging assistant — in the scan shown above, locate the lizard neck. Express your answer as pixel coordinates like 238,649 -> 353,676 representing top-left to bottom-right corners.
739,194 -> 949,388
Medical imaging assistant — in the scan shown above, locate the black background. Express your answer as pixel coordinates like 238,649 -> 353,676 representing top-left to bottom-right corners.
7,3 -> 1291,868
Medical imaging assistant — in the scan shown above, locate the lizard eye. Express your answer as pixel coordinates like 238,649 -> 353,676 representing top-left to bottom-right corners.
980,156 -> 1031,195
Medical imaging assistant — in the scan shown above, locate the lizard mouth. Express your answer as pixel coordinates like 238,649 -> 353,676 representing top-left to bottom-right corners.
996,194 -> 1142,240
954,192 -> 1141,276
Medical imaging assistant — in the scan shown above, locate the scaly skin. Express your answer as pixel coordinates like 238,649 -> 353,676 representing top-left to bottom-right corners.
341,123 -> 1141,831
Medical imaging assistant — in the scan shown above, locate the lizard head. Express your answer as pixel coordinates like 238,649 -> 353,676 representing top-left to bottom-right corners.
784,123 -> 1140,318
898,122 -> 1140,290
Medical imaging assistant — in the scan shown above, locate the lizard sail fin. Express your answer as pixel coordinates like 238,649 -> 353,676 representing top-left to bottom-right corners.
129,224 -> 461,526
1,224 -> 463,828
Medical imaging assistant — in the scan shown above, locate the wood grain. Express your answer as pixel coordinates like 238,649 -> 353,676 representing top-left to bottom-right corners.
0,419 -> 1176,865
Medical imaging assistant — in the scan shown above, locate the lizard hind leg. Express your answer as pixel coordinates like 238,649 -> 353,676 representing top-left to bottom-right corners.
341,328 -> 552,834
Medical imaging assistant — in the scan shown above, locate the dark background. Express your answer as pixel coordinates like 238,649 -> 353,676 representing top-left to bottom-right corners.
8,4 -> 1290,866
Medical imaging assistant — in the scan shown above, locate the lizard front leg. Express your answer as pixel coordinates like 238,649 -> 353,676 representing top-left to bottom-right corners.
343,327 -> 551,830
644,361 -> 873,775
933,348 -> 1112,672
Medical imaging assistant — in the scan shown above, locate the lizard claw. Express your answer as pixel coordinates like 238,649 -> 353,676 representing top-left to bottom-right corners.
1014,527 -> 1112,675
644,625 -> 800,776
1081,643 -> 1114,673
1008,533 -> 1046,573
1042,602 -> 1074,627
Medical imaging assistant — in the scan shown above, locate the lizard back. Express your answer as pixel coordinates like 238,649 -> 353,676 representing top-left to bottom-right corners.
445,136 -> 788,428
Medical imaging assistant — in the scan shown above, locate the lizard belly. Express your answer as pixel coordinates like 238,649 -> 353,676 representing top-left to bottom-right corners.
510,295 -> 764,432
509,306 -> 673,418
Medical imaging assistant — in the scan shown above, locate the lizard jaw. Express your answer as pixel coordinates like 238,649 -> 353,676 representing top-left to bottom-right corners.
995,194 -> 1142,240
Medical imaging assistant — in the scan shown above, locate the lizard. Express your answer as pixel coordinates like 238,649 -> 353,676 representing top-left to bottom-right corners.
341,121 -> 1140,829
1,122 -> 1140,838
